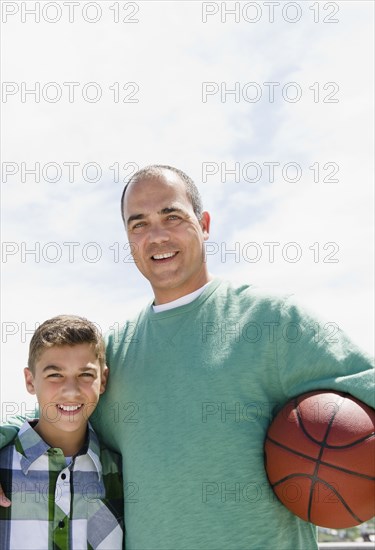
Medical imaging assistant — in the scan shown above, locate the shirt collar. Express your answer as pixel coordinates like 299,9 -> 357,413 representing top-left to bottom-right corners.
152,281 -> 213,313
17,420 -> 102,479
17,420 -> 50,474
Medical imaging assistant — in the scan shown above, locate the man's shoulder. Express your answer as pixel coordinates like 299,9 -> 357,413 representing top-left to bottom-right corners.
104,305 -> 147,349
219,280 -> 335,329
215,278 -> 292,308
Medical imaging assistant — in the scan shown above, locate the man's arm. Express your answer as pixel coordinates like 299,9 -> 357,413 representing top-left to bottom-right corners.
0,415 -> 31,507
0,424 -> 22,448
276,296 -> 374,407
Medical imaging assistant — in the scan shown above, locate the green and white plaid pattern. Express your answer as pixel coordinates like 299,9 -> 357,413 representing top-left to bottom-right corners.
0,421 -> 124,549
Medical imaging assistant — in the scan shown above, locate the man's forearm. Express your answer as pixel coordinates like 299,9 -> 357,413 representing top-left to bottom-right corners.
0,414 -> 29,448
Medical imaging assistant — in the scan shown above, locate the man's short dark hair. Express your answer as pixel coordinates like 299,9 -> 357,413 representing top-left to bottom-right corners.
120,165 -> 203,223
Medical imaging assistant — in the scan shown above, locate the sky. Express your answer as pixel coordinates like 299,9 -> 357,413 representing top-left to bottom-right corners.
1,0 -> 374,417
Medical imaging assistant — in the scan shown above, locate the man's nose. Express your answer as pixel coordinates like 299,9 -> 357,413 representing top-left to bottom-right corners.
147,223 -> 170,244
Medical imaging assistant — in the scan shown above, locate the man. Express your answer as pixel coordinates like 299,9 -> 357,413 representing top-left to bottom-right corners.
119,164 -> 211,305
2,165 -> 374,549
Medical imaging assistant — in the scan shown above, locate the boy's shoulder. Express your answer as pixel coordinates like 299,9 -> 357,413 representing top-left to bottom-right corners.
98,445 -> 122,474
0,438 -> 15,466
85,424 -> 123,503
0,420 -> 37,457
86,423 -> 122,471
0,420 -> 122,482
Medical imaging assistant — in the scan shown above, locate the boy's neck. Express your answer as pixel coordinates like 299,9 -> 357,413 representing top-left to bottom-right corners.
33,422 -> 87,457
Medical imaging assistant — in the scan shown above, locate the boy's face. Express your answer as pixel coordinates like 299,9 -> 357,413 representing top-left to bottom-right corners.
24,343 -> 107,442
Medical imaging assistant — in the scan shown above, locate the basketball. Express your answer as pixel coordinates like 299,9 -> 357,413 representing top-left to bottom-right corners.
264,391 -> 375,528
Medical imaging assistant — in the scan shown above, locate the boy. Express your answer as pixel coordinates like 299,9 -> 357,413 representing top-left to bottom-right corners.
0,315 -> 124,550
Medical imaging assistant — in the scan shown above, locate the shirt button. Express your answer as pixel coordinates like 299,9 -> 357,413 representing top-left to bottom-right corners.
61,473 -> 66,480
58,521 -> 65,529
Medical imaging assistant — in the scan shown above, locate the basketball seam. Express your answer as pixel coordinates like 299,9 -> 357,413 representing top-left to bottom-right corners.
271,473 -> 364,525
265,393 -> 375,527
282,427 -> 375,450
295,396 -> 341,522
266,436 -> 375,481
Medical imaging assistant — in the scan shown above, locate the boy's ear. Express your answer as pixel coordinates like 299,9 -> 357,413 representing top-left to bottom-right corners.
24,368 -> 36,395
100,365 -> 109,395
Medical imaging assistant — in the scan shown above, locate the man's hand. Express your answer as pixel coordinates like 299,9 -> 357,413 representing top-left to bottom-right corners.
0,484 -> 11,507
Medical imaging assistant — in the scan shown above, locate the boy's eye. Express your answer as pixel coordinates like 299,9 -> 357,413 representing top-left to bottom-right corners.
80,372 -> 95,378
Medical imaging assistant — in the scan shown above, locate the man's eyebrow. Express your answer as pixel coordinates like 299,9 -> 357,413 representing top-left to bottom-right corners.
160,207 -> 185,216
127,213 -> 144,226
127,207 -> 186,226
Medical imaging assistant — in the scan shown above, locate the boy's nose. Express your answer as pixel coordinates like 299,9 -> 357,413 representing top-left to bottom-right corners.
61,379 -> 81,397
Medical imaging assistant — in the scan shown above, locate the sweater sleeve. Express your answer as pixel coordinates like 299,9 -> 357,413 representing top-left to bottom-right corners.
0,416 -> 26,448
275,296 -> 375,408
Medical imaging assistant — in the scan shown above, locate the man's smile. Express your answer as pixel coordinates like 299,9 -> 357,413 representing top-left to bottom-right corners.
151,251 -> 179,261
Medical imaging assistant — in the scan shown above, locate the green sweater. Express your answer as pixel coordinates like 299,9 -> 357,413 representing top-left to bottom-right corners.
91,279 -> 374,550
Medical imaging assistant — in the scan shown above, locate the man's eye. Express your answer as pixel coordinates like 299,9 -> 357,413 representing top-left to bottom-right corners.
80,373 -> 94,378
47,373 -> 62,378
131,222 -> 146,233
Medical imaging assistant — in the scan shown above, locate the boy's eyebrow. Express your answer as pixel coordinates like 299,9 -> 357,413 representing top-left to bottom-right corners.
78,365 -> 98,371
42,365 -> 98,372
42,365 -> 62,372
127,206 -> 185,226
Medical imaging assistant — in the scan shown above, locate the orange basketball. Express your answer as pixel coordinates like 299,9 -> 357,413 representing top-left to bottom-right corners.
264,391 -> 375,528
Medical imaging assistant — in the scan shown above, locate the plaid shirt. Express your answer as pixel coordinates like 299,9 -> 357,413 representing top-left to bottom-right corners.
0,421 -> 124,550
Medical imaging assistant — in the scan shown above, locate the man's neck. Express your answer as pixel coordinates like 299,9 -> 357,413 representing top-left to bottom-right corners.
153,273 -> 213,306
153,281 -> 213,313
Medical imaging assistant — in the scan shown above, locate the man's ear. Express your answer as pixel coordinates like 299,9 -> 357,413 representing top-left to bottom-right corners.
24,368 -> 36,395
100,365 -> 109,395
200,211 -> 211,241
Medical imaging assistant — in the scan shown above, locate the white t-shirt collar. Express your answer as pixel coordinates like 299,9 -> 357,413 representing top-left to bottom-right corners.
152,281 -> 212,313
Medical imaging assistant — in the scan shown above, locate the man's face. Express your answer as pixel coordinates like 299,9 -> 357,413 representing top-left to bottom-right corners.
123,172 -> 211,304
24,343 -> 107,443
